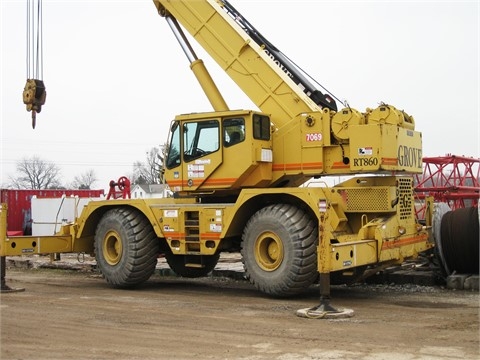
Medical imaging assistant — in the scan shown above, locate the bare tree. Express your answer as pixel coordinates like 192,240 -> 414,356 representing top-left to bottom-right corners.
133,145 -> 166,185
10,156 -> 62,189
70,169 -> 98,189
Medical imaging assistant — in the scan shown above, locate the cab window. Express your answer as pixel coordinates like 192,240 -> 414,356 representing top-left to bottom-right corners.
183,120 -> 219,162
224,118 -> 245,147
253,114 -> 270,140
165,121 -> 181,169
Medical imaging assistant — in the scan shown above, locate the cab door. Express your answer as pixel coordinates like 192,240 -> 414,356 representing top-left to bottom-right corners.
181,119 -> 223,191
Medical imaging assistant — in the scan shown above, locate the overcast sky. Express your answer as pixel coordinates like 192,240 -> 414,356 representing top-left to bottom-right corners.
1,0 -> 479,192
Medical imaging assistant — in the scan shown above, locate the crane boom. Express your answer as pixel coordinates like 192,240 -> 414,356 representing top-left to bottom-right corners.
219,0 -> 337,112
153,0 -> 325,129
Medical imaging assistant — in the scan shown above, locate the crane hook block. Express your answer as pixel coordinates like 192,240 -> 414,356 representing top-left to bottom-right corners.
23,79 -> 46,129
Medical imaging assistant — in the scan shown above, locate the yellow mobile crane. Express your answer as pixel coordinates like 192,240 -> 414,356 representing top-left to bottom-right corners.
1,0 -> 434,316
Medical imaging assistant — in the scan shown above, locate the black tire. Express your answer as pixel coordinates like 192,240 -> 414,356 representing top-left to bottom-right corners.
94,207 -> 159,288
440,206 -> 479,275
241,204 -> 318,297
165,252 -> 220,278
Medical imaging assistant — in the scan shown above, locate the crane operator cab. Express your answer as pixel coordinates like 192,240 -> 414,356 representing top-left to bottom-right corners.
164,110 -> 273,195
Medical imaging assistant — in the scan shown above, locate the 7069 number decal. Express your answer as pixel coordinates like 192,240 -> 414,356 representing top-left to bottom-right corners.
305,133 -> 322,142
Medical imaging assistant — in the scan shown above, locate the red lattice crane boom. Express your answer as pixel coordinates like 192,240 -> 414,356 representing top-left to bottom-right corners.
415,154 -> 479,219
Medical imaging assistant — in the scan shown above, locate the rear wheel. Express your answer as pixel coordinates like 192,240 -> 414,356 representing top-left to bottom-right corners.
95,207 -> 159,288
241,204 -> 318,297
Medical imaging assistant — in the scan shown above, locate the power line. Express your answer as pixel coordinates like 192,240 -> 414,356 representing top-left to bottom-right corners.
0,159 -> 135,167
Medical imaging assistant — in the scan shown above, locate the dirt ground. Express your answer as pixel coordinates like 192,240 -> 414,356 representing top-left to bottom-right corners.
1,258 -> 479,360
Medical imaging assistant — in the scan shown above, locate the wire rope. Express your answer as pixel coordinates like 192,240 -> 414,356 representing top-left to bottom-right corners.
26,0 -> 43,80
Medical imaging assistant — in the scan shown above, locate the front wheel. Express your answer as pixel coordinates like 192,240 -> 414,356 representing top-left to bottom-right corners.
241,204 -> 318,297
95,207 -> 159,288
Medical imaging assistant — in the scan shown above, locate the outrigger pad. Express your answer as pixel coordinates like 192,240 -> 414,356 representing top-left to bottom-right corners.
295,306 -> 354,319
0,285 -> 25,293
